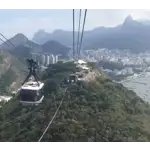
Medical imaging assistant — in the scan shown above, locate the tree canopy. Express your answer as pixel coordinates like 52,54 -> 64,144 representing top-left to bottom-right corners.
0,62 -> 150,141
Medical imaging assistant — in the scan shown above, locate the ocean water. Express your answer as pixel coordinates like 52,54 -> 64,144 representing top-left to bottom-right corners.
120,72 -> 150,103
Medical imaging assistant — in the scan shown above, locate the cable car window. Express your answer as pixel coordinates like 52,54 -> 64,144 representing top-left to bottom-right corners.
69,75 -> 76,80
78,74 -> 83,78
36,89 -> 42,101
20,89 -> 37,102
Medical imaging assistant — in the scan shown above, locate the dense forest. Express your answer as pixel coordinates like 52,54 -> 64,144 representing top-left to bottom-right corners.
0,62 -> 150,141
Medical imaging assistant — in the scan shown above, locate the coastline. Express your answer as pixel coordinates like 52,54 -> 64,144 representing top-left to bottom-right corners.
119,72 -> 150,103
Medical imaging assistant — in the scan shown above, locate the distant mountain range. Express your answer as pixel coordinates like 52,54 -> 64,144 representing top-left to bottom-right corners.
32,15 -> 150,52
0,33 -> 70,59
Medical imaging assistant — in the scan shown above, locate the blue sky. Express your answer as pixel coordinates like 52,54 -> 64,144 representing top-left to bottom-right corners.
1,9 -> 150,39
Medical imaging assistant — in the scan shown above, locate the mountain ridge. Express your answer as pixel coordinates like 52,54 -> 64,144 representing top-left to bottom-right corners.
32,15 -> 150,52
0,33 -> 70,58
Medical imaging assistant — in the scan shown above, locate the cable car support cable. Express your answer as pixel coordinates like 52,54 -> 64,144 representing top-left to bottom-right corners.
0,106 -> 40,129
76,9 -> 82,60
38,87 -> 68,142
78,9 -> 87,58
73,9 -> 75,60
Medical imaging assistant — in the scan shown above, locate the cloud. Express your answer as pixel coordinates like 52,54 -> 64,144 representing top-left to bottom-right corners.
1,9 -> 150,39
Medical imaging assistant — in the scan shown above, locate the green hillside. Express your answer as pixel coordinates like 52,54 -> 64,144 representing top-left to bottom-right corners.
0,50 -> 27,94
0,62 -> 150,141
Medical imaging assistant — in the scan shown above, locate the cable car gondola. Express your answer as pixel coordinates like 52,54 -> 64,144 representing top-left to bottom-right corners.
19,59 -> 44,105
67,73 -> 78,84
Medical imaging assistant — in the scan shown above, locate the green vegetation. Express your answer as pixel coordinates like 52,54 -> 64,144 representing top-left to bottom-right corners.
42,62 -> 77,96
0,64 -> 26,95
0,62 -> 150,141
0,54 -> 3,64
0,51 -> 27,94
0,68 -> 16,94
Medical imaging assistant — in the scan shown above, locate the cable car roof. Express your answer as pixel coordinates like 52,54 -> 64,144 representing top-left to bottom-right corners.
21,81 -> 44,90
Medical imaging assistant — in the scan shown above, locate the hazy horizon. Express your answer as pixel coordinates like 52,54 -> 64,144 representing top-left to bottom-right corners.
1,9 -> 150,39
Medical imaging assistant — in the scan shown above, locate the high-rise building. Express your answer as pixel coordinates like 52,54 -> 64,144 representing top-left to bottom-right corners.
55,55 -> 58,63
36,54 -> 42,65
45,54 -> 47,66
49,54 -> 55,64
41,54 -> 46,65
51,54 -> 55,64
45,55 -> 50,66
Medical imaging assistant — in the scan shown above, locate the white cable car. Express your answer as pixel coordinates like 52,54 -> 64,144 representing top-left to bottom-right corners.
68,74 -> 78,83
19,59 -> 44,105
19,81 -> 44,105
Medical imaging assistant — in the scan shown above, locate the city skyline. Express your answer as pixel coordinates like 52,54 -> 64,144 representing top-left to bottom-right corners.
31,53 -> 59,66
